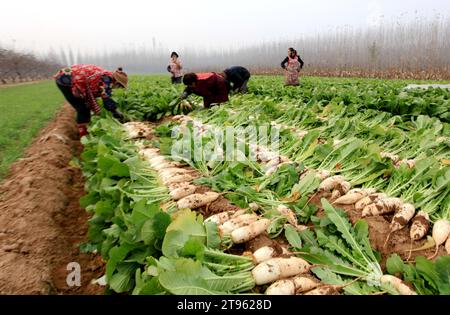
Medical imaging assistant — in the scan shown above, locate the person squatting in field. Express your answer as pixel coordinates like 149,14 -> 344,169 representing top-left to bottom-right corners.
222,66 -> 251,93
180,72 -> 229,108
281,48 -> 304,86
54,64 -> 128,137
167,51 -> 183,84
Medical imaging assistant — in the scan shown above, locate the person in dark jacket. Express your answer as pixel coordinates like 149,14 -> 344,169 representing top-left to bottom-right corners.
281,48 -> 304,86
180,72 -> 229,108
54,64 -> 127,137
222,66 -> 251,93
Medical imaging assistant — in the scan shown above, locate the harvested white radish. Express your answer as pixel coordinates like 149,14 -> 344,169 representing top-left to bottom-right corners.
153,162 -> 183,171
362,197 -> 402,217
334,191 -> 364,205
355,193 -> 386,210
445,236 -> 450,255
303,286 -> 340,295
384,203 -> 416,247
338,181 -> 351,194
219,214 -> 259,234
177,192 -> 220,209
169,185 -> 196,201
316,170 -> 330,180
267,274 -> 320,295
266,279 -> 296,295
251,257 -> 311,285
167,181 -> 192,191
334,188 -> 376,205
380,275 -> 417,295
381,152 -> 400,163
253,245 -> 284,264
293,275 -> 320,293
429,219 -> 450,259
331,189 -> 341,200
410,211 -> 430,241
231,219 -> 271,244
159,169 -> 192,182
390,203 -> 415,232
205,210 -> 244,225
319,175 -> 345,192
148,156 -> 167,167
276,205 -> 298,226
249,202 -> 259,211
163,174 -> 196,185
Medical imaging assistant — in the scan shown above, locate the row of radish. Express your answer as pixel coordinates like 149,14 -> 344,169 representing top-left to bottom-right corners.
271,121 -> 417,169
174,116 -> 450,257
124,120 -> 425,295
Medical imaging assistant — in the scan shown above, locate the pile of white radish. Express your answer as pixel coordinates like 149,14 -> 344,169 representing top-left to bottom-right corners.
319,175 -> 352,200
123,121 -> 153,139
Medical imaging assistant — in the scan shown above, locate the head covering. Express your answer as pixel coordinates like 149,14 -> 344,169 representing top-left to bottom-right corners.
112,67 -> 128,88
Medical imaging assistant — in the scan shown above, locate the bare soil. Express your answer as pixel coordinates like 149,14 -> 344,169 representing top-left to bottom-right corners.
0,104 -> 104,294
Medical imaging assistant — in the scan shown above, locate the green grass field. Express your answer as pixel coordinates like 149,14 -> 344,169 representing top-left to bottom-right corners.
0,81 -> 64,179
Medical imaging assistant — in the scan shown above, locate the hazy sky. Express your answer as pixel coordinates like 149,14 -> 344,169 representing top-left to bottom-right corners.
1,0 -> 449,54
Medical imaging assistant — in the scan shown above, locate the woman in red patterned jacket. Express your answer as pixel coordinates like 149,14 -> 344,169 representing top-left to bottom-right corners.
54,64 -> 128,137
180,72 -> 229,108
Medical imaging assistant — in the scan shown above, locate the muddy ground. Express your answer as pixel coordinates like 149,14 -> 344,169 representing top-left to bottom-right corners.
0,104 -> 104,295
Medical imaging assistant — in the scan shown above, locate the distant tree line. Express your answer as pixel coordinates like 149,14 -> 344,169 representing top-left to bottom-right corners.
0,47 -> 61,84
70,16 -> 450,80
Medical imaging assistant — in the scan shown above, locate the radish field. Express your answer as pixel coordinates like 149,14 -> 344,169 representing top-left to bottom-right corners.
79,75 -> 450,295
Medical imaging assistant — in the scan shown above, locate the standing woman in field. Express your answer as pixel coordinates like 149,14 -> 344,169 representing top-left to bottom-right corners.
54,64 -> 128,137
281,48 -> 304,86
167,52 -> 183,84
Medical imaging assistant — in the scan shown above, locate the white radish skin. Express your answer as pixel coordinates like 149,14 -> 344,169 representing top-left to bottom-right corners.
231,219 -> 271,244
331,189 -> 341,200
319,176 -> 345,192
293,275 -> 320,293
159,169 -> 192,182
205,210 -> 242,225
167,181 -> 192,191
334,188 -> 377,205
152,162 -> 182,171
219,214 -> 259,234
163,174 -> 195,185
249,202 -> 259,211
252,257 -> 311,285
266,279 -> 296,295
363,198 -> 402,217
266,275 -> 320,295
334,192 -> 364,205
355,197 -> 372,210
148,156 -> 167,167
410,211 -> 430,241
380,275 -> 417,295
169,185 -> 197,201
445,236 -> 450,255
276,205 -> 298,226
339,181 -> 352,194
303,286 -> 340,295
390,203 -> 415,232
356,193 -> 387,210
177,192 -> 220,209
252,245 -> 285,264
316,170 -> 331,180
429,219 -> 450,259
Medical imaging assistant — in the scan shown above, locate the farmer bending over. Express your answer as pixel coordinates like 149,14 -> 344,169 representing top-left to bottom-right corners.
180,72 -> 229,108
222,66 -> 251,93
54,64 -> 128,137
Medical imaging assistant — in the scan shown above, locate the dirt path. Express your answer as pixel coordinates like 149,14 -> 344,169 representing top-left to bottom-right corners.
0,104 -> 104,295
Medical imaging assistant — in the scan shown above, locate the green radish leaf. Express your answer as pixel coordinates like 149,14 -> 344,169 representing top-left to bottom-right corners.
284,224 -> 302,248
386,254 -> 406,275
